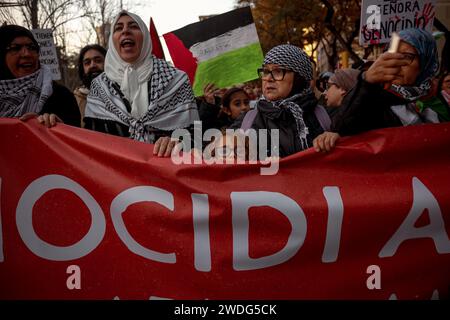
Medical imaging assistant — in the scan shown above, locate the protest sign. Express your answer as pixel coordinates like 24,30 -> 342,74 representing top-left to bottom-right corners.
359,0 -> 436,46
31,29 -> 61,80
163,7 -> 264,96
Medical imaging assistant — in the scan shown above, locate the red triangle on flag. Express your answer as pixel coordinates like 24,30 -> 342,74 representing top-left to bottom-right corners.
150,17 -> 165,60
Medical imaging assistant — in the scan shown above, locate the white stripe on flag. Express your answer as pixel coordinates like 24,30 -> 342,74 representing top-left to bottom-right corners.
190,24 -> 259,62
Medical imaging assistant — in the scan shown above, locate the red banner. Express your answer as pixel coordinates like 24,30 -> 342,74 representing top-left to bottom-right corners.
0,118 -> 449,300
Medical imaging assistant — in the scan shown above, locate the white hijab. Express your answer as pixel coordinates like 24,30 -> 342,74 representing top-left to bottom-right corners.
105,10 -> 153,118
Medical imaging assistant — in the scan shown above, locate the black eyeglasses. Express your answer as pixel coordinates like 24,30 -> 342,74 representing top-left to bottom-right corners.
399,52 -> 418,65
6,43 -> 40,55
257,67 -> 291,81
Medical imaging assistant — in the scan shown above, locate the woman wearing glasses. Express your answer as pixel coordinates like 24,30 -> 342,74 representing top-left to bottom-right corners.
329,28 -> 440,141
230,44 -> 329,158
0,25 -> 80,127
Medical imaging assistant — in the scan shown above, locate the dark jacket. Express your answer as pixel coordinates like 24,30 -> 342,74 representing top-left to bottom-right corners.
197,98 -> 232,133
331,72 -> 406,136
83,117 -> 173,141
42,82 -> 81,127
230,92 -> 323,157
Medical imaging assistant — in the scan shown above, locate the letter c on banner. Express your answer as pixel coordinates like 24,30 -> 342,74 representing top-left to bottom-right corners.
16,175 -> 106,261
110,186 -> 176,263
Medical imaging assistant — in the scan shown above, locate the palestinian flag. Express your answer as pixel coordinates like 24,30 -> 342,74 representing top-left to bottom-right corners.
149,17 -> 165,60
163,7 -> 264,96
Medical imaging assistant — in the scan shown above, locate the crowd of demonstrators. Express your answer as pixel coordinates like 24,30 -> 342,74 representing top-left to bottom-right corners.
229,44 -> 329,158
314,28 -> 448,153
84,11 -> 199,157
334,28 -> 441,133
1,19 -> 448,162
74,44 -> 107,127
0,25 -> 80,128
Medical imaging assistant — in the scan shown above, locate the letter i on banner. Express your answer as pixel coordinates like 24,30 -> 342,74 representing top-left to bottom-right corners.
322,187 -> 344,263
192,194 -> 211,272
0,177 -> 3,262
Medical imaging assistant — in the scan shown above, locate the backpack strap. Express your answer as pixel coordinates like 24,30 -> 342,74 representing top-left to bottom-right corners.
314,104 -> 332,131
240,108 -> 258,131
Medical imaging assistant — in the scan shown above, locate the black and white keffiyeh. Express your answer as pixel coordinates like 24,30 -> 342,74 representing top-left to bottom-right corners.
85,10 -> 198,143
0,66 -> 53,117
103,11 -> 154,119
258,88 -> 315,150
263,44 -> 313,81
85,57 -> 198,143
259,44 -> 316,149
388,80 -> 437,125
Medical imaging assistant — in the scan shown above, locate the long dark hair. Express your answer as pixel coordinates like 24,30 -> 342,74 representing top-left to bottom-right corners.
221,87 -> 248,109
0,25 -> 40,80
77,44 -> 107,80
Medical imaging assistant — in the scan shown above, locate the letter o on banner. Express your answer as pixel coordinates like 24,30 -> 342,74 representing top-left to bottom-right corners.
16,175 -> 106,261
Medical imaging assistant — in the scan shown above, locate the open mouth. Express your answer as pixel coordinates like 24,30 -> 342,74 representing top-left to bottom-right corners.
18,62 -> 35,69
120,39 -> 135,48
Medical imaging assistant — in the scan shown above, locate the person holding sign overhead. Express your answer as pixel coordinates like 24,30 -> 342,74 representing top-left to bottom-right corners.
84,11 -> 199,157
0,25 -> 80,127
313,28 -> 441,153
332,28 -> 440,136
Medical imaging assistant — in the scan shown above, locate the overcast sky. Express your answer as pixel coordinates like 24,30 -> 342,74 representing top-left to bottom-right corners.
9,0 -> 238,57
126,0 -> 238,60
135,0 -> 237,35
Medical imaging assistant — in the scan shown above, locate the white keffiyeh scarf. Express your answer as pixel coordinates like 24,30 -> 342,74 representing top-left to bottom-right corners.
0,66 -> 53,117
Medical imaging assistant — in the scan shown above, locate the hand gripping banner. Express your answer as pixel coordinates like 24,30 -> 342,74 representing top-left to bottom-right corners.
0,119 -> 449,299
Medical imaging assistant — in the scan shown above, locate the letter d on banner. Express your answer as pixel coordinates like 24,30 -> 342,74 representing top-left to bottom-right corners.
231,191 -> 307,271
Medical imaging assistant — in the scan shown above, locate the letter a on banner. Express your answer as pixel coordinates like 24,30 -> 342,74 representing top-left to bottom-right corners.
380,177 -> 450,257
66,265 -> 81,289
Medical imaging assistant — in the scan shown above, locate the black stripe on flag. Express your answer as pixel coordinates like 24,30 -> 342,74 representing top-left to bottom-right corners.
170,6 -> 254,49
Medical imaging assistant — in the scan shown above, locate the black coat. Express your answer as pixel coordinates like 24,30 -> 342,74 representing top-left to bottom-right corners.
197,98 -> 232,132
41,82 -> 81,127
231,92 -> 323,157
331,72 -> 405,136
